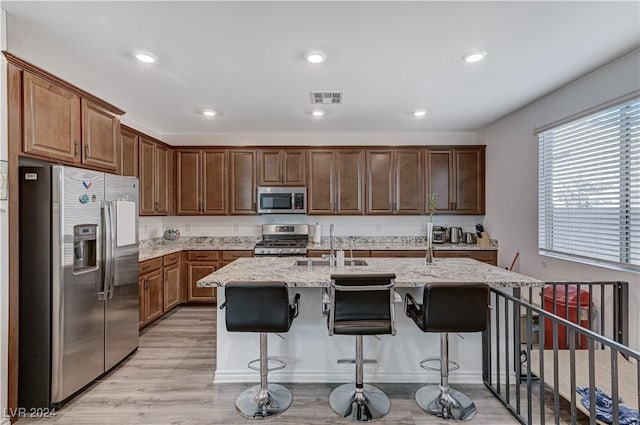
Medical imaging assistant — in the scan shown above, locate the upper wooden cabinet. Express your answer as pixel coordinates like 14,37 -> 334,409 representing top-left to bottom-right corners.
120,126 -> 139,177
366,149 -> 423,215
81,99 -> 119,172
426,147 -> 485,215
23,71 -> 81,163
155,144 -> 170,215
20,68 -> 122,171
229,150 -> 257,215
258,149 -> 306,186
308,149 -> 364,215
176,149 -> 227,215
140,137 -> 171,216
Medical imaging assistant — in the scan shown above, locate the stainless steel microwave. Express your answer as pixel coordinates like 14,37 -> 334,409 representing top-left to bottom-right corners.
257,187 -> 306,214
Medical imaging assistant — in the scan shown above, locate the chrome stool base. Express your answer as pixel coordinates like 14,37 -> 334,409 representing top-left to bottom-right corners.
329,383 -> 391,422
235,383 -> 293,420
415,385 -> 477,421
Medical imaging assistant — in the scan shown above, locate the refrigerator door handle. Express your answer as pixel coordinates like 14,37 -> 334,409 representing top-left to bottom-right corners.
107,200 -> 116,299
100,201 -> 114,300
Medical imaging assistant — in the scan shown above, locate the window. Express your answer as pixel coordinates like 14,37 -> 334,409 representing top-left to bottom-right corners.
538,97 -> 639,271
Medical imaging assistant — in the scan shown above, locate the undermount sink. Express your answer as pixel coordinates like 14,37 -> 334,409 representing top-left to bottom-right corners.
295,259 -> 369,267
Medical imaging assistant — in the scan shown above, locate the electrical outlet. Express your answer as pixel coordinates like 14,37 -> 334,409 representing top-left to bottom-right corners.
376,224 -> 381,232
233,223 -> 239,232
185,224 -> 192,232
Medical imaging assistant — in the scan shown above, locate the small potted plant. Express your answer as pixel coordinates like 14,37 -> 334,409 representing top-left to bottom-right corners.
425,193 -> 438,264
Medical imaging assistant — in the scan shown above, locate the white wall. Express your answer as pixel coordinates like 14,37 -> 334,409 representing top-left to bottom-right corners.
163,131 -> 477,146
480,49 -> 640,350
0,8 -> 10,425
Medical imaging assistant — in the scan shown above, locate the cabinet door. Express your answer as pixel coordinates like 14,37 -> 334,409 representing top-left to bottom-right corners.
138,276 -> 146,328
426,150 -> 454,213
23,71 -> 81,162
307,150 -> 335,214
81,99 -> 119,171
454,148 -> 485,215
258,149 -> 282,185
145,270 -> 164,323
176,150 -> 201,215
155,144 -> 170,215
163,264 -> 181,312
336,150 -> 364,215
203,150 -> 227,214
366,150 -> 394,214
139,138 -> 156,215
188,263 -> 217,302
120,127 -> 139,177
282,150 -> 305,185
229,150 -> 256,214
395,149 -> 424,214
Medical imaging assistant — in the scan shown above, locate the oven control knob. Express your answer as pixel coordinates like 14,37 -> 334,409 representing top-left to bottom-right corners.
276,249 -> 282,254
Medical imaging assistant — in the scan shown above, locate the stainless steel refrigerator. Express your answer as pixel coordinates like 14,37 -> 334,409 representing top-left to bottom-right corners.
19,165 -> 139,408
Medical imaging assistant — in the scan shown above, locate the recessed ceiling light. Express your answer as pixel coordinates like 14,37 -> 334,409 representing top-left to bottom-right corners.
311,109 -> 326,118
134,51 -> 157,64
202,109 -> 217,117
305,51 -> 326,64
462,50 -> 487,64
413,109 -> 428,118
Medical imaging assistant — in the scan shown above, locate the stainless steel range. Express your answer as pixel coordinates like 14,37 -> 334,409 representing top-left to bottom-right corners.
254,224 -> 309,256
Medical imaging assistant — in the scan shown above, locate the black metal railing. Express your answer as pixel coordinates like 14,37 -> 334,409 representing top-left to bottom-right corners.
483,282 -> 638,425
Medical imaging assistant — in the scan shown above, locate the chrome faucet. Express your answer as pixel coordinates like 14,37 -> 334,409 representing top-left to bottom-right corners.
329,223 -> 335,266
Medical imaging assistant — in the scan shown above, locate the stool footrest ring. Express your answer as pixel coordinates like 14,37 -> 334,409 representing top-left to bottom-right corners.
247,357 -> 286,372
419,357 -> 460,372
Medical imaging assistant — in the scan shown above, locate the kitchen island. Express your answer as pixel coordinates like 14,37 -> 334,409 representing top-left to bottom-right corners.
198,257 -> 542,384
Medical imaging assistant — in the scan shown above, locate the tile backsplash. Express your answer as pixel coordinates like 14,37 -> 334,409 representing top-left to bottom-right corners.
139,215 -> 484,241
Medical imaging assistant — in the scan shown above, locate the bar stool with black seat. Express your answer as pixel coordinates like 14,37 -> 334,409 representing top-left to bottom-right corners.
405,282 -> 489,421
327,273 -> 397,422
222,281 -> 300,420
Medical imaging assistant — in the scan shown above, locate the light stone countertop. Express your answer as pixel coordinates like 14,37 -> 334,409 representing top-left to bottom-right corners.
139,237 -> 497,262
197,257 -> 542,288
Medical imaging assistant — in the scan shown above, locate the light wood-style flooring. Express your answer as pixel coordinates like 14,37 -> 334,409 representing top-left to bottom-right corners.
19,306 -> 529,424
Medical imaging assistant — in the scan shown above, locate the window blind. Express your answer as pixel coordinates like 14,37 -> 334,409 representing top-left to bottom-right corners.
538,97 -> 639,271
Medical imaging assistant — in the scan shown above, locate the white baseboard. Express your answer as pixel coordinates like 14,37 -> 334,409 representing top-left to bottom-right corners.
214,370 -> 484,384
1,417 -> 11,425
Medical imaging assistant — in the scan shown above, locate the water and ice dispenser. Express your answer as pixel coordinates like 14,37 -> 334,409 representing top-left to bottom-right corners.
73,224 -> 97,272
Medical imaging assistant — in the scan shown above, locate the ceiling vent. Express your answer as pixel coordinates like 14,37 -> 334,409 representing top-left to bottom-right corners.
310,91 -> 343,104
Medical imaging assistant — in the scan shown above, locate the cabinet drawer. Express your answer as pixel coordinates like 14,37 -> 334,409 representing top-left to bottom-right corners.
188,251 -> 220,262
370,250 -> 426,258
434,250 -> 497,265
221,250 -> 253,261
163,252 -> 180,266
139,257 -> 163,275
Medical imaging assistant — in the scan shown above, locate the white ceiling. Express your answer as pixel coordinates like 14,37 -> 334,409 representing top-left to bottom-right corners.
3,1 -> 639,135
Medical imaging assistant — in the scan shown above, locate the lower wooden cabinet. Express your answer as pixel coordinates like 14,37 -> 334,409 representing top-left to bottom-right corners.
186,250 -> 219,303
163,256 -> 181,311
434,249 -> 497,266
307,250 -> 370,258
308,249 -> 496,264
221,250 -> 253,267
187,263 -> 218,302
370,250 -> 426,258
138,259 -> 164,327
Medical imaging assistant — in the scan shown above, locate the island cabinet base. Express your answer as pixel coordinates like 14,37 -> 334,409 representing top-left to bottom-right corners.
214,286 -> 508,384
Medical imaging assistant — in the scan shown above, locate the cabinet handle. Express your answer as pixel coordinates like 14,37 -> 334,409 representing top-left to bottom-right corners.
74,141 -> 79,157
85,144 -> 90,158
